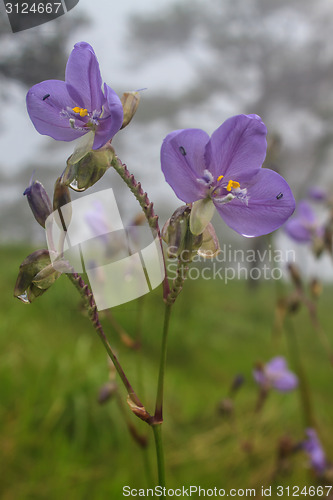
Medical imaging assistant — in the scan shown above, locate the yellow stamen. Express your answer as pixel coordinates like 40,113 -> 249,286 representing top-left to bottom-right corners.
217,175 -> 224,182
72,107 -> 88,117
226,180 -> 240,191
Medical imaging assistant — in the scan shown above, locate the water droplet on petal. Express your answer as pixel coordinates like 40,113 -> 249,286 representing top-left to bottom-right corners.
17,291 -> 30,304
69,178 -> 86,192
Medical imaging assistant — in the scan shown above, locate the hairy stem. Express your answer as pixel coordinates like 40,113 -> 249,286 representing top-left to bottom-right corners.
110,154 -> 170,300
65,269 -> 151,421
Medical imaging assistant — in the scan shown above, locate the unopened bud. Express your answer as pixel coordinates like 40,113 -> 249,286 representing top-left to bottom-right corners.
323,216 -> 333,255
23,179 -> 52,228
53,177 -> 71,211
98,381 -> 118,404
14,249 -> 61,303
53,177 -> 72,231
197,223 -> 220,258
312,236 -> 325,258
230,374 -> 245,395
162,206 -> 202,262
310,278 -> 322,300
62,143 -> 115,192
120,91 -> 140,129
217,398 -> 234,416
286,291 -> 301,314
287,263 -> 303,290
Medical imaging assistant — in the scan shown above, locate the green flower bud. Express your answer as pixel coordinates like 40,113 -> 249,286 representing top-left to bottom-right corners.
162,206 -> 203,262
197,223 -> 220,258
61,143 -> 115,192
14,249 -> 61,303
53,177 -> 72,231
120,91 -> 140,129
23,179 -> 52,228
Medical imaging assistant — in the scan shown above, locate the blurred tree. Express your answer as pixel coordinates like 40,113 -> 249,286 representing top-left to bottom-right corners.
127,0 -> 333,195
0,11 -> 88,86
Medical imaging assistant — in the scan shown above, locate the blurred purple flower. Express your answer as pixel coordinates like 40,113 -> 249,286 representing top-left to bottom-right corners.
307,186 -> 327,202
26,42 -> 123,150
253,356 -> 298,392
161,114 -> 295,237
285,200 -> 323,242
303,428 -> 327,474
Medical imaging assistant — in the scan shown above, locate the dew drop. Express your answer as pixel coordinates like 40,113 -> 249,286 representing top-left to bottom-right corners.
17,291 -> 30,304
179,146 -> 186,156
69,178 -> 86,192
276,192 -> 283,200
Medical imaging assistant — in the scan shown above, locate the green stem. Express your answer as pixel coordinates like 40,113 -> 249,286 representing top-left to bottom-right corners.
152,424 -> 166,494
154,303 -> 172,422
284,316 -> 316,428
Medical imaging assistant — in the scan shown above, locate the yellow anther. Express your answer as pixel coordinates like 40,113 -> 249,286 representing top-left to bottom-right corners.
217,175 -> 224,182
72,107 -> 88,117
226,180 -> 240,191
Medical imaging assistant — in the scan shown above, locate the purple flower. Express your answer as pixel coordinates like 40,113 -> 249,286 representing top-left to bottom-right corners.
160,114 -> 295,237
284,200 -> 323,243
26,42 -> 123,150
303,428 -> 327,474
253,356 -> 298,392
307,186 -> 327,202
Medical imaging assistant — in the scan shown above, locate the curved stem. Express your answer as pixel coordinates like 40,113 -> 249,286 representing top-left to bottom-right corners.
65,270 -> 151,422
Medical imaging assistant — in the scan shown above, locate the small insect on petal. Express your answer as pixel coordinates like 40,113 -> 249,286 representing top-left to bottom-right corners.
42,94 -> 50,101
276,192 -> 283,200
179,146 -> 186,156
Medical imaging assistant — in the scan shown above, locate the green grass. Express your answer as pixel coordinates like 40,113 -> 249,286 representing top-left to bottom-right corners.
1,245 -> 333,498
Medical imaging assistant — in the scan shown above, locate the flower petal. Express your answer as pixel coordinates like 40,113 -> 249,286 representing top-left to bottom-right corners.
284,218 -> 312,242
92,83 -> 124,149
215,169 -> 295,237
272,372 -> 298,392
65,42 -> 104,111
26,80 -> 84,141
266,356 -> 287,372
205,114 -> 267,181
161,128 -> 210,202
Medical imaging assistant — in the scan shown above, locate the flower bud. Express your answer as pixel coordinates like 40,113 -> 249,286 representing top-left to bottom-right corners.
23,179 -> 52,228
62,143 -> 115,192
53,177 -> 72,231
287,263 -> 303,290
53,177 -> 71,211
230,374 -> 245,395
97,381 -> 118,404
14,249 -> 61,303
217,398 -> 234,416
197,223 -> 220,258
310,278 -> 322,300
162,206 -> 203,262
120,91 -> 140,129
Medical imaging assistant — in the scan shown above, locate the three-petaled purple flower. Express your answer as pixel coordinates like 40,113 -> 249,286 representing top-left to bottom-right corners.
303,428 -> 327,475
26,42 -> 123,150
284,200 -> 323,243
253,356 -> 298,392
161,114 -> 295,237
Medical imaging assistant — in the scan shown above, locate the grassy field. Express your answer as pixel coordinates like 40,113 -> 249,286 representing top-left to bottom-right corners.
1,245 -> 333,499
